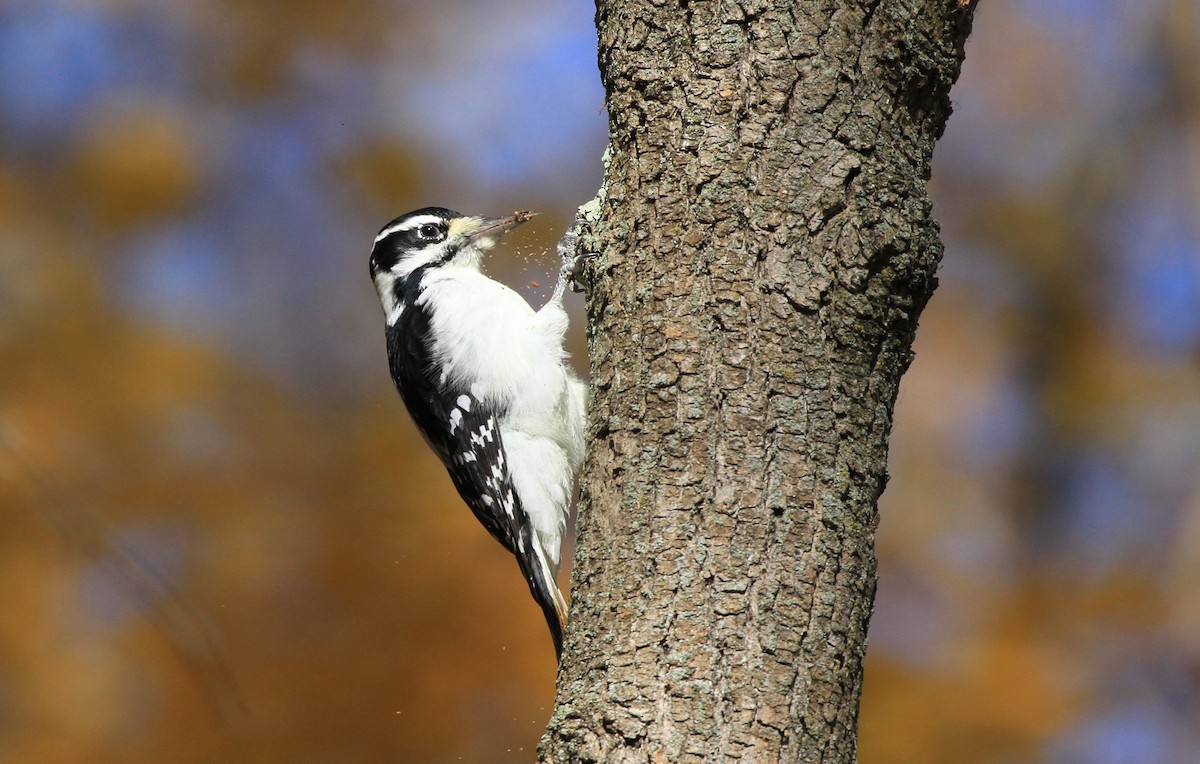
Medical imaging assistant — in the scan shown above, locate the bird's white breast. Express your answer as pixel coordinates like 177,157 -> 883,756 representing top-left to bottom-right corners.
417,267 -> 545,408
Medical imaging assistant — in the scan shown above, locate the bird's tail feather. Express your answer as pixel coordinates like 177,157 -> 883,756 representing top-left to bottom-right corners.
515,526 -> 567,660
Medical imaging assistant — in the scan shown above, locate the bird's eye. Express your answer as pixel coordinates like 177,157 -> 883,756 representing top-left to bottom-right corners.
417,223 -> 442,240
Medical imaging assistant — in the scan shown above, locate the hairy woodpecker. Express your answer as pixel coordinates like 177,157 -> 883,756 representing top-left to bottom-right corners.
369,207 -> 586,658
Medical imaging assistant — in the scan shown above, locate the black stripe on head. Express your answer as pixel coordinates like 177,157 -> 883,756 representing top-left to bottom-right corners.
401,206 -> 461,223
369,207 -> 462,275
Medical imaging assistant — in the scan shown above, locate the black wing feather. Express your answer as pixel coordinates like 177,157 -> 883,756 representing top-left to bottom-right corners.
384,295 -> 564,656
385,302 -> 517,550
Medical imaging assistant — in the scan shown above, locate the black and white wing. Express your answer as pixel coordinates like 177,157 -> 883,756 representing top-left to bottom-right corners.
415,387 -> 566,657
432,391 -> 520,551
385,311 -> 565,656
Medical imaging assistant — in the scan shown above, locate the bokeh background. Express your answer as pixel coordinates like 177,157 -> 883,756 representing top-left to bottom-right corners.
0,1 -> 1196,762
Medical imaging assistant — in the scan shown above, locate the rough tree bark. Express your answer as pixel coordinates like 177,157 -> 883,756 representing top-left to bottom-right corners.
542,1 -> 975,761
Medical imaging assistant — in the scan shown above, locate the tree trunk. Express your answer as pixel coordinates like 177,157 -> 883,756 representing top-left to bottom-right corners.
543,1 -> 975,761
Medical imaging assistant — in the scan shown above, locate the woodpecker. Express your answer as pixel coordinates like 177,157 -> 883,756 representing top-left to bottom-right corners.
369,207 -> 586,658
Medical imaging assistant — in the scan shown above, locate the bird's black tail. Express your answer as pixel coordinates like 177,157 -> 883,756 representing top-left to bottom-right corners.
515,522 -> 567,661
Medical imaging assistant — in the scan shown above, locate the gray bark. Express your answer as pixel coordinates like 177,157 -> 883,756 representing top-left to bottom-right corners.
543,1 -> 975,761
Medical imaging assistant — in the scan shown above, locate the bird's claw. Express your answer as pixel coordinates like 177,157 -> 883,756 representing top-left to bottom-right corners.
557,216 -> 597,295
561,258 -> 586,294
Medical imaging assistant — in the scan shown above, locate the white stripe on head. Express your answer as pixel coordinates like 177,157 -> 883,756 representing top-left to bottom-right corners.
374,214 -> 447,244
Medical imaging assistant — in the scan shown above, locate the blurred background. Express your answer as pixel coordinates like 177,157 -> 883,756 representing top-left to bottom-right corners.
0,0 -> 1196,761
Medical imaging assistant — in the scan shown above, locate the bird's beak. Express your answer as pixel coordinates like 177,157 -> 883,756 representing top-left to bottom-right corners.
463,211 -> 536,247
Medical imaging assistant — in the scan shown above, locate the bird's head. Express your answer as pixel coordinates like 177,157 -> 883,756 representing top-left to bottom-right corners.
369,207 -> 532,293
369,207 -> 533,322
